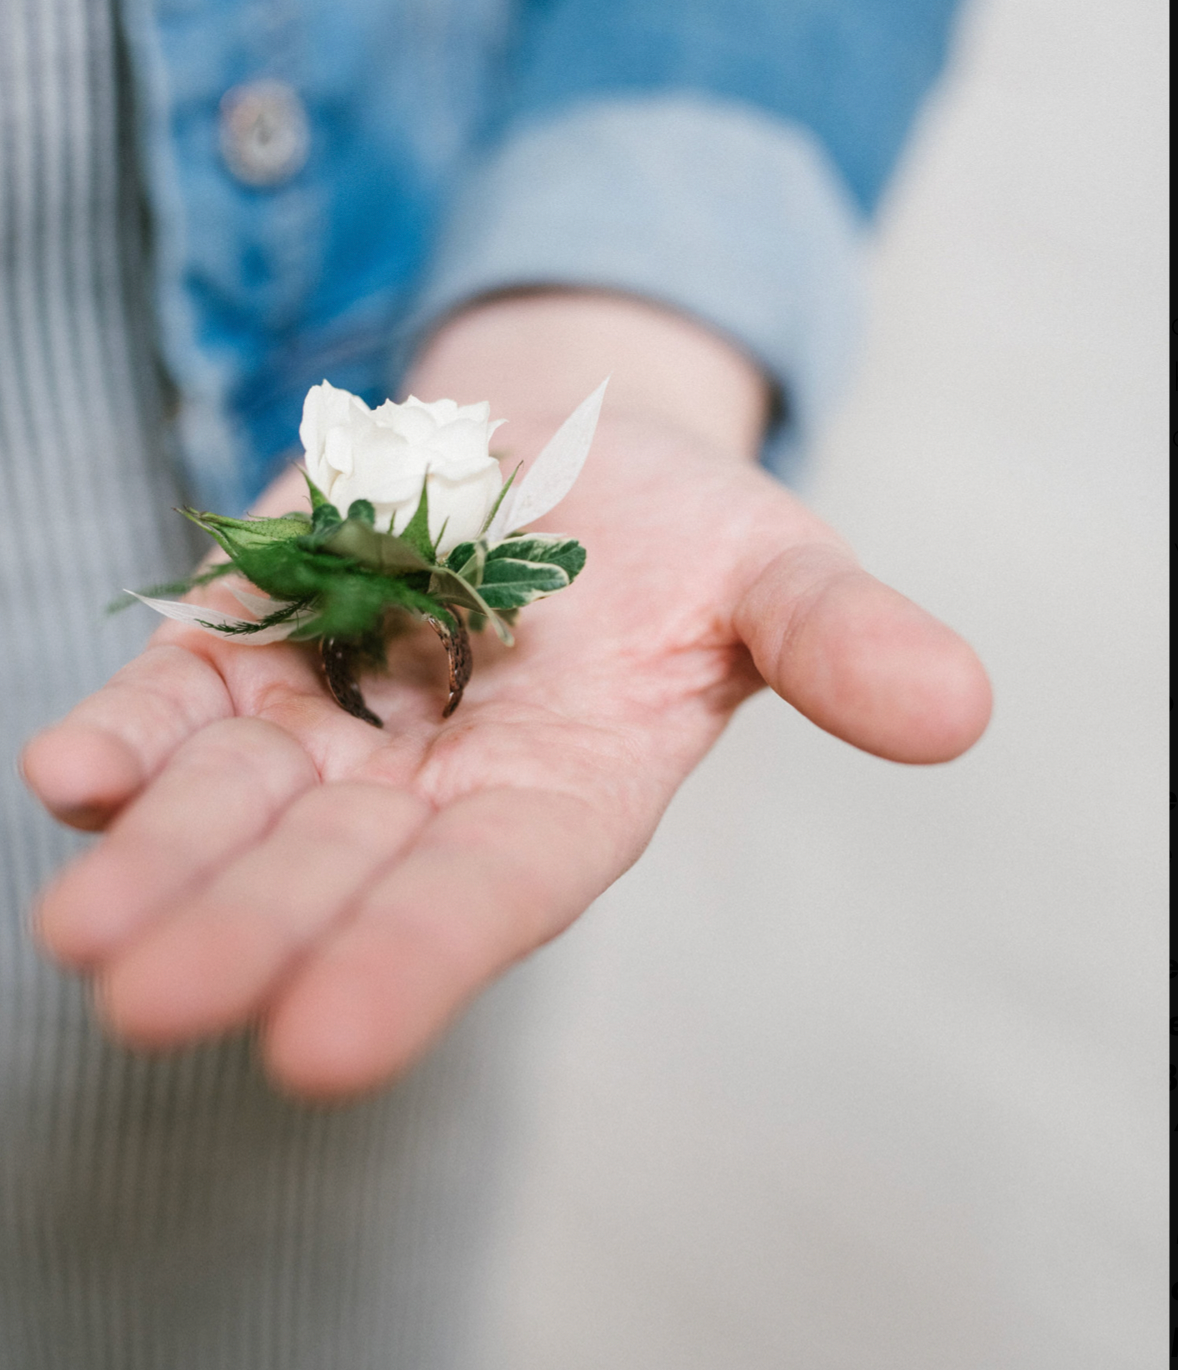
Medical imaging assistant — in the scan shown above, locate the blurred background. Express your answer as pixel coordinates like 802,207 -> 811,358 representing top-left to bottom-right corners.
462,0 -> 1168,1365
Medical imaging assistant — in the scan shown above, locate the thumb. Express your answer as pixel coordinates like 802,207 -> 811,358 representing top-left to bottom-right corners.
734,544 -> 992,764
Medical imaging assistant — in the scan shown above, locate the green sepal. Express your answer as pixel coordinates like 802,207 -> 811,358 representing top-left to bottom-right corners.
303,472 -> 331,511
397,481 -> 435,560
346,499 -> 376,527
478,461 -> 522,536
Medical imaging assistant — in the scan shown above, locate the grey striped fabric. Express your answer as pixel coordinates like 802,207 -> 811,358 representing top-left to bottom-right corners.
0,2 -> 518,1365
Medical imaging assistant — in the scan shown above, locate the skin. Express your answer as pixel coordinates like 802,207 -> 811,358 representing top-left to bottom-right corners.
21,292 -> 992,1102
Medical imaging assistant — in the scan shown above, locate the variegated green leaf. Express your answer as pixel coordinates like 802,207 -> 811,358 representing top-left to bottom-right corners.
476,557 -> 569,610
486,535 -> 585,583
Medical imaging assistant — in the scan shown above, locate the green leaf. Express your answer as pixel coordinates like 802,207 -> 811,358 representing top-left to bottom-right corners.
397,480 -> 435,560
346,499 -> 376,526
479,462 -> 522,536
321,520 -> 432,574
486,535 -> 586,582
476,557 -> 569,610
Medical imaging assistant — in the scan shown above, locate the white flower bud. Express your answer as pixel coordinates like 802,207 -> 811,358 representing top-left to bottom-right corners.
299,381 -> 504,555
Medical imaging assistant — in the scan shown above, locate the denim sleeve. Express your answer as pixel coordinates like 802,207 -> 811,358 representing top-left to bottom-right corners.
406,0 -> 963,466
506,0 -> 962,216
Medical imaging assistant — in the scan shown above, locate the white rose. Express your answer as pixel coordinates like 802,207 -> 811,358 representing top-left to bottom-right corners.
299,380 -> 505,556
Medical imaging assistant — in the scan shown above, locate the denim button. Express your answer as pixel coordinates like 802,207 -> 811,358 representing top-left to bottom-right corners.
219,80 -> 310,187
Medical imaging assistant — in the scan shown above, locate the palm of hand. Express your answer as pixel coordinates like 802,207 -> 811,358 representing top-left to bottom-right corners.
24,420 -> 989,1099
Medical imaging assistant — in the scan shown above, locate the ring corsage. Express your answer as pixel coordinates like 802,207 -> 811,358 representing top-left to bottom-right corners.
126,378 -> 606,725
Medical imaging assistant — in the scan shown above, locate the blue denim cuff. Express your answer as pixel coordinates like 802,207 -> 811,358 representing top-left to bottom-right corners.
402,94 -> 866,475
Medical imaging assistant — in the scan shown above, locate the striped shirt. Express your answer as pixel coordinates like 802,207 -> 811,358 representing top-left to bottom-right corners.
0,3 -> 515,1365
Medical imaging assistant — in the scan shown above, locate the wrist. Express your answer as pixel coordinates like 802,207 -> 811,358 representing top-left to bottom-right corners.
404,290 -> 771,464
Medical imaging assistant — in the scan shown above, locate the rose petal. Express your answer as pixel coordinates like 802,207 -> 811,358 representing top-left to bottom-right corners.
324,424 -> 358,477
300,380 -> 369,476
335,430 -> 427,505
423,418 -> 502,474
389,404 -> 438,444
427,463 -> 502,554
402,394 -> 460,425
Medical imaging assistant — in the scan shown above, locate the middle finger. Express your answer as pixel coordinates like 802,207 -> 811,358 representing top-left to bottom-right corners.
97,781 -> 431,1046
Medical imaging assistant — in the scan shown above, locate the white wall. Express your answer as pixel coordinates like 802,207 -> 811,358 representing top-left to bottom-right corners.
481,2 -> 1168,1365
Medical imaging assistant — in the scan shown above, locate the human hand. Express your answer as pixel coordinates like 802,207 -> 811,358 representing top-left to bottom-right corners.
21,295 -> 990,1101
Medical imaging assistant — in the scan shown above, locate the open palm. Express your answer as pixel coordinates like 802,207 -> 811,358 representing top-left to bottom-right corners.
24,415 -> 990,1099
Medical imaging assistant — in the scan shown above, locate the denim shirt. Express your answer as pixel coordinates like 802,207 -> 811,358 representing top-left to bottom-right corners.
118,0 -> 962,511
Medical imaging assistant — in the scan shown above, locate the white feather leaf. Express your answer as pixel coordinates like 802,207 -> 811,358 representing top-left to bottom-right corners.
485,377 -> 607,542
128,593 -> 307,645
229,585 -> 296,618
